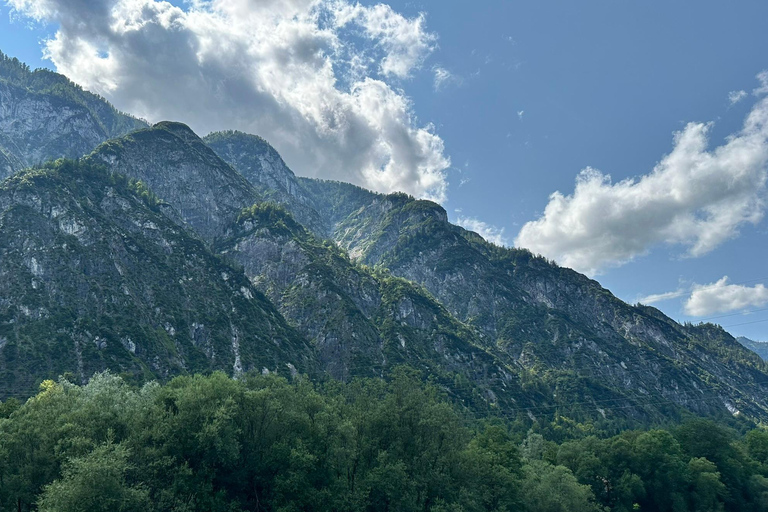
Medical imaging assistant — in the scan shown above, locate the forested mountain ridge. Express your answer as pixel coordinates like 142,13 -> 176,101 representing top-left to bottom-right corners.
215,202 -> 547,414
214,136 -> 768,422
0,51 -> 147,179
1,53 -> 768,427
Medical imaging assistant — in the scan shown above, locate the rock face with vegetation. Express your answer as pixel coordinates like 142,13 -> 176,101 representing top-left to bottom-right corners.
216,202 -> 542,413
288,179 -> 768,422
0,160 -> 314,398
88,122 -> 259,243
204,131 -> 328,235
0,51 -> 146,179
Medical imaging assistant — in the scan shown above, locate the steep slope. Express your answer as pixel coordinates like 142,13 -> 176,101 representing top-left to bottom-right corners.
297,181 -> 768,421
299,178 -> 383,235
0,51 -> 147,179
0,160 -> 314,399
88,122 -> 259,242
204,131 -> 327,234
215,203 -> 544,415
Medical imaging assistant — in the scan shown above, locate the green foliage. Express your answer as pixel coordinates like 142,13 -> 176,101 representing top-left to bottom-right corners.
236,202 -> 303,234
37,440 -> 150,512
2,371 -> 768,512
521,460 -> 604,512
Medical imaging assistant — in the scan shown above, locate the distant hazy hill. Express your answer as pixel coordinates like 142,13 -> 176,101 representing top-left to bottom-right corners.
737,336 -> 768,360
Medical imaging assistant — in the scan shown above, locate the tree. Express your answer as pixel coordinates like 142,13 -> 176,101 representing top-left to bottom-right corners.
520,460 -> 604,512
686,457 -> 726,512
37,441 -> 150,512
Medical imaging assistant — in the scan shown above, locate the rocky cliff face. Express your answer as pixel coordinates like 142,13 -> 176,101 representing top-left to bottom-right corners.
215,203 -> 539,413
0,52 -> 146,179
293,181 -> 768,421
204,131 -> 328,235
0,160 -> 314,398
89,122 -> 259,243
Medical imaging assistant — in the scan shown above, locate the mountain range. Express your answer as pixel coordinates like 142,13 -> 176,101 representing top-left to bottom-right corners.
2,50 -> 768,428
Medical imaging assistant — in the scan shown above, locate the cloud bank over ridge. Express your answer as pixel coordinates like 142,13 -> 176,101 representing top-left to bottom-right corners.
8,0 -> 450,201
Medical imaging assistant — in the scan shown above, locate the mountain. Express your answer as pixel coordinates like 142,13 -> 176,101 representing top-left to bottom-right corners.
198,129 -> 768,423
0,159 -> 314,398
286,179 -> 768,421
2,52 -> 768,426
204,131 -> 328,235
0,52 -> 147,179
88,122 -> 259,242
738,336 -> 768,360
215,202 -> 544,414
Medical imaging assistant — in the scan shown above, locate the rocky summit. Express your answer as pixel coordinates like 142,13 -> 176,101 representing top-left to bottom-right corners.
2,53 -> 768,429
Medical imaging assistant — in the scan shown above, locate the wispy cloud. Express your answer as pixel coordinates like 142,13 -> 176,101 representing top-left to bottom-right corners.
729,90 -> 747,105
638,289 -> 686,305
432,66 -> 453,90
8,0 -> 450,202
754,70 -> 768,96
515,72 -> 768,276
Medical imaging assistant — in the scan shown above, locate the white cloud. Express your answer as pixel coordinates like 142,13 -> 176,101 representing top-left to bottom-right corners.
456,216 -> 508,246
637,289 -> 685,305
515,88 -> 768,276
684,277 -> 768,316
333,3 -> 436,79
7,0 -> 449,201
729,90 -> 747,105
754,70 -> 768,96
517,110 -> 524,121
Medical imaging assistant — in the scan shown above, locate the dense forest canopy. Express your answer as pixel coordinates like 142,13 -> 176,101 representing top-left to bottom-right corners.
2,369 -> 768,512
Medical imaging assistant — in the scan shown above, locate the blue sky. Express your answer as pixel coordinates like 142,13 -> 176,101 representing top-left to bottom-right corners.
3,0 -> 768,339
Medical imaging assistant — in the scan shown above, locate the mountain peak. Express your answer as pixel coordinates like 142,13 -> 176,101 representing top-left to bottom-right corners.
153,121 -> 200,144
0,53 -> 147,179
204,130 -> 328,234
88,123 -> 259,242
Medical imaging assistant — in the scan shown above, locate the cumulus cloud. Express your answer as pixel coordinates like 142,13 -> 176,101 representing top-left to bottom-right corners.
729,90 -> 747,105
684,277 -> 768,316
456,216 -> 508,246
7,0 -> 449,201
515,82 -> 768,275
637,289 -> 686,305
